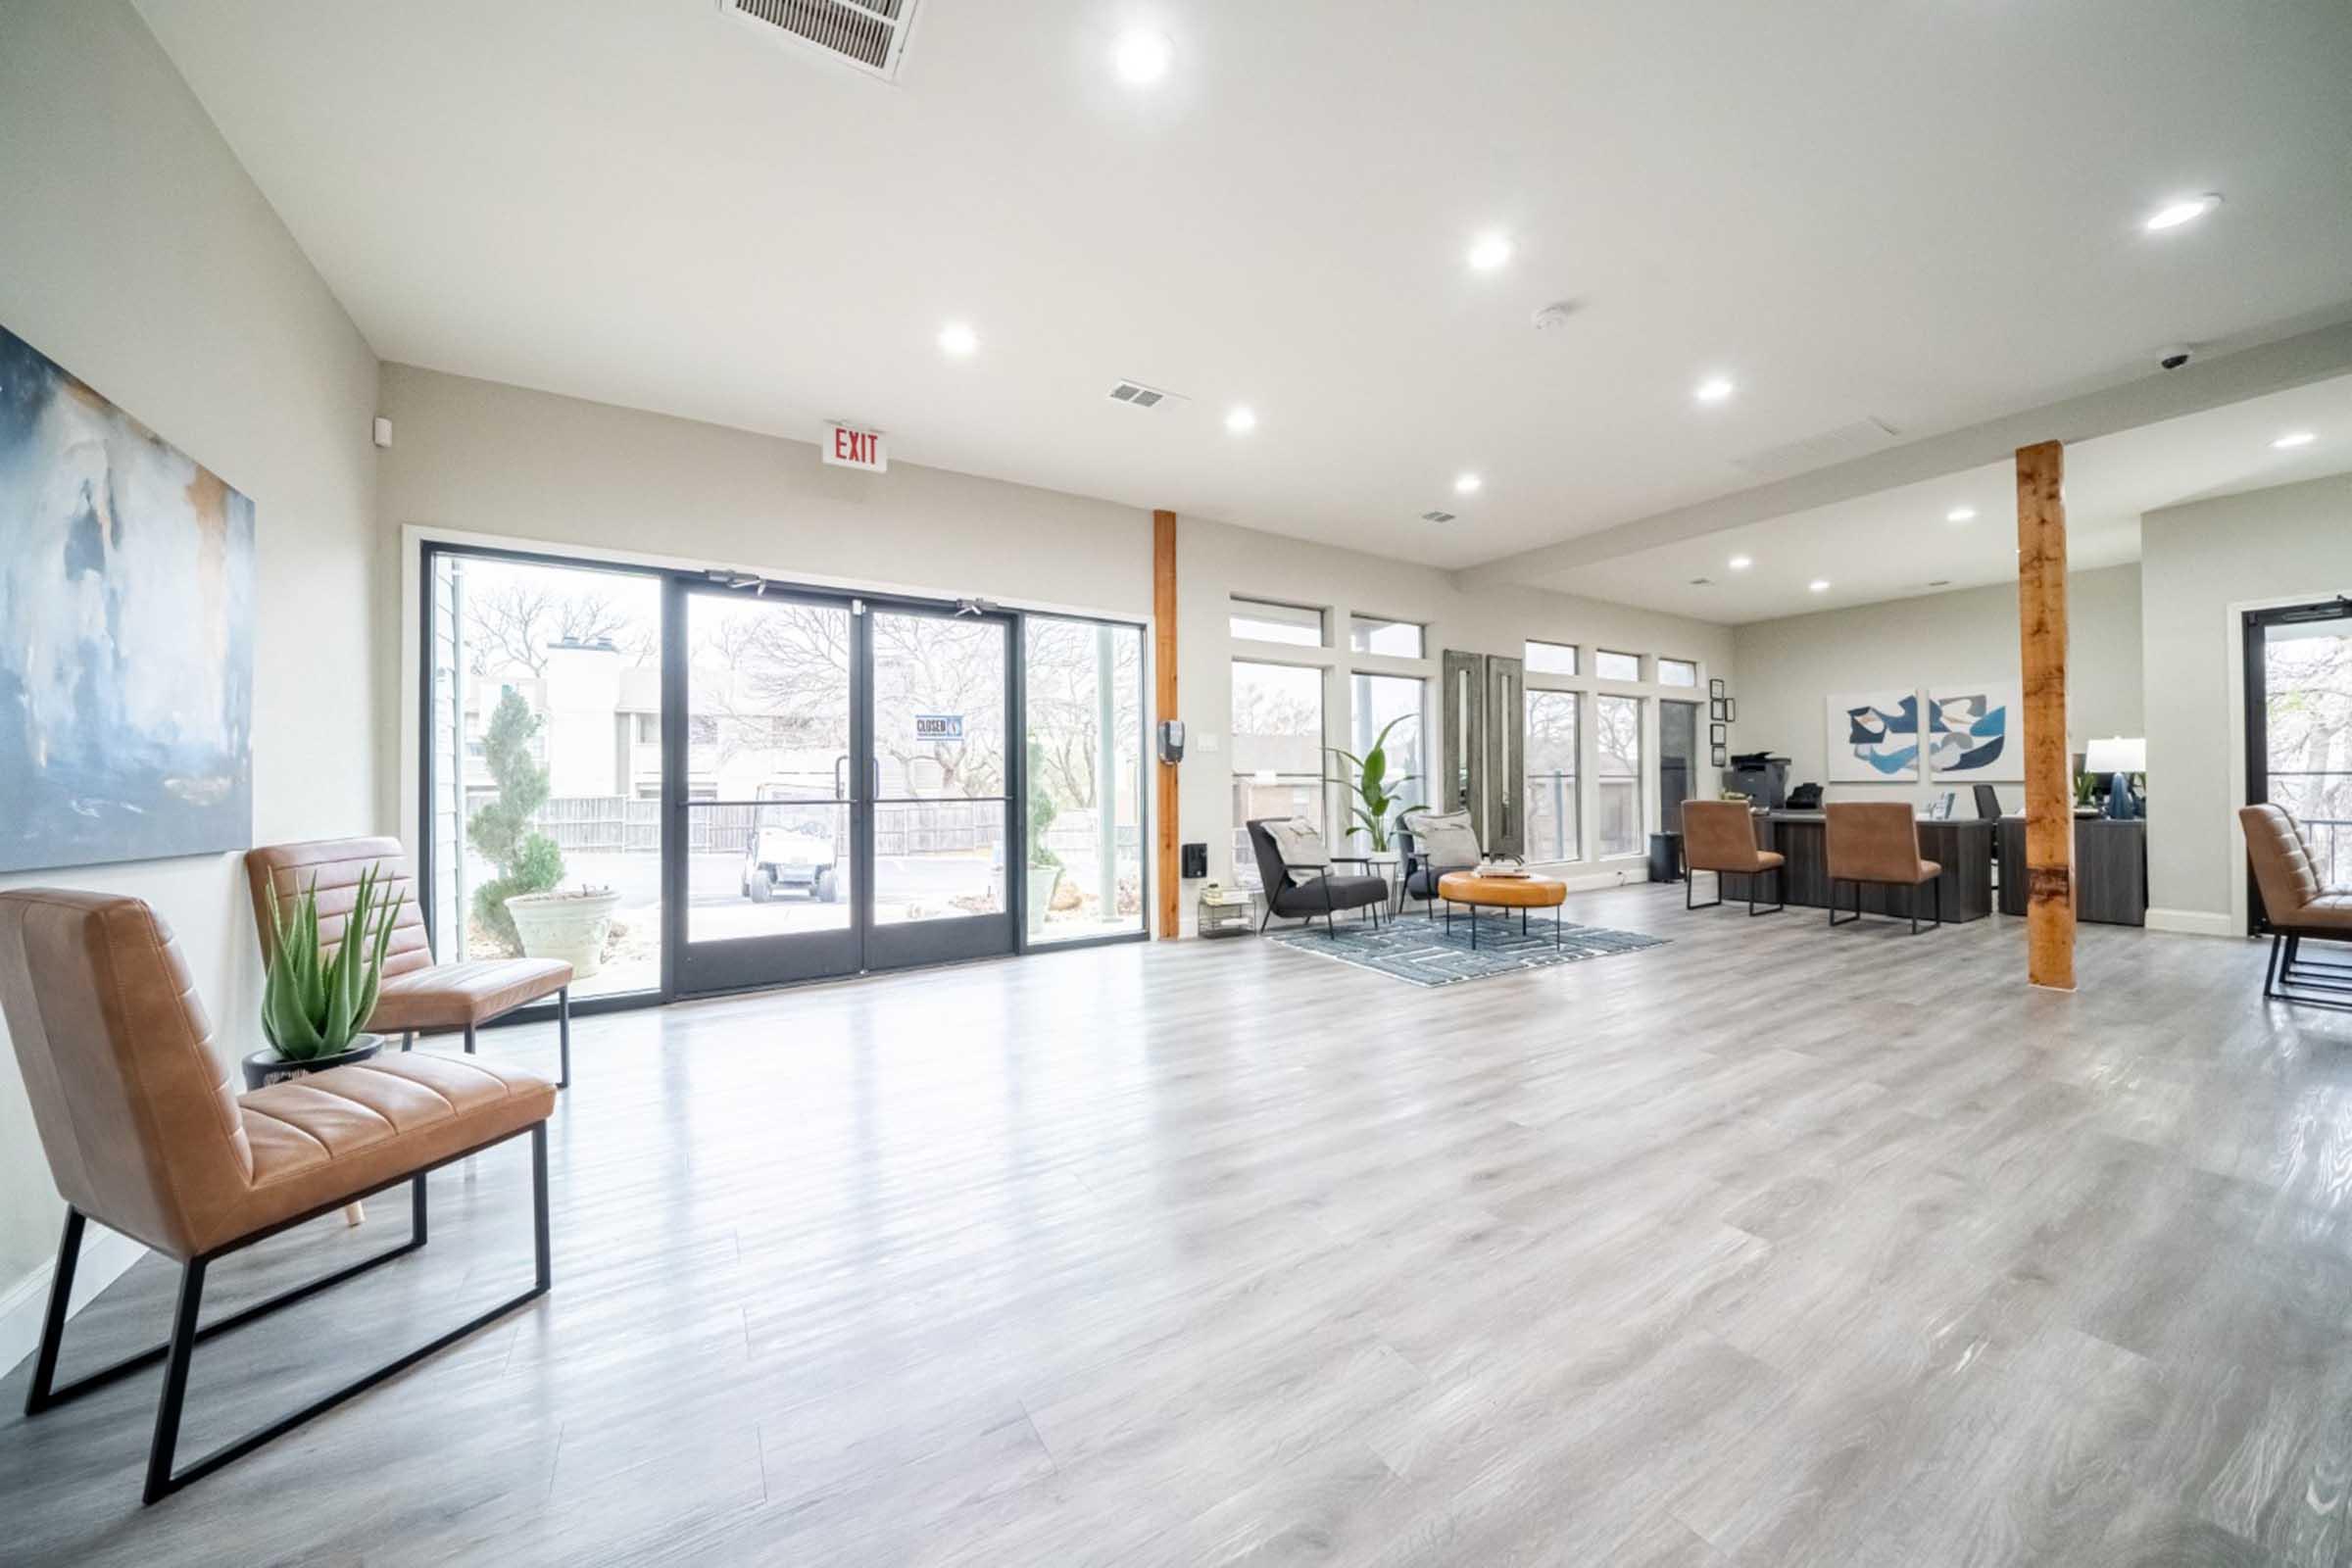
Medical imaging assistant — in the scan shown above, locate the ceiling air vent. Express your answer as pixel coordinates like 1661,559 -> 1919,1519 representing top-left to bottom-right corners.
1421,510 -> 1456,524
1108,379 -> 1184,410
718,0 -> 922,81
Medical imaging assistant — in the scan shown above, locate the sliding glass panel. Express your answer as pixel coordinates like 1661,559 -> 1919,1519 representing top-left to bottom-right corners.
427,551 -> 663,1000
684,595 -> 855,943
869,611 -> 1008,924
1024,616 -> 1146,943
1525,690 -> 1579,862
1595,694 -> 1642,857
1232,660 -> 1325,887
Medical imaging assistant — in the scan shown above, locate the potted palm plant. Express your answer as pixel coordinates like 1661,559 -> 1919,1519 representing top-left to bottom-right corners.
1327,714 -> 1423,856
246,864 -> 402,1090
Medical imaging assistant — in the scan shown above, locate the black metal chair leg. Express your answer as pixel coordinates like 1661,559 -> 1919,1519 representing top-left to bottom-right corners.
463,1024 -> 476,1055
401,1031 -> 414,1053
557,987 -> 571,1090
144,1257 -> 208,1504
2266,933 -> 2283,998
24,1207 -> 85,1416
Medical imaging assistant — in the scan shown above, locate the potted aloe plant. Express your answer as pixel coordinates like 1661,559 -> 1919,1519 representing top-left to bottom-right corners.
246,864 -> 402,1090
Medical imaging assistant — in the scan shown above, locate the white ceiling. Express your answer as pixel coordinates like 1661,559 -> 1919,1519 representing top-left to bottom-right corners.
1568,371 -> 2352,622
137,0 -> 2352,574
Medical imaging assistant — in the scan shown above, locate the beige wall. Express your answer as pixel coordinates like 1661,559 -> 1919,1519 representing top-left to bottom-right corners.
2141,472 -> 2352,930
0,0 -> 384,1348
1730,564 -> 2145,810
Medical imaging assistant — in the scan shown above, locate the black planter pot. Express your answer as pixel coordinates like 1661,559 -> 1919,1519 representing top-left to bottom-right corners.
241,1035 -> 385,1092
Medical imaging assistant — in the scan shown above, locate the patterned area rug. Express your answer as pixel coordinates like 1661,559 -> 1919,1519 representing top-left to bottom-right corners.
1266,911 -> 1667,986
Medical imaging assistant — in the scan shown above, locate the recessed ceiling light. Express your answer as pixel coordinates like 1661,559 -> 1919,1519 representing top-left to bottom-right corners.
937,321 -> 978,357
1112,29 -> 1173,86
1694,375 -> 1736,405
1466,234 -> 1513,272
1224,406 -> 1257,434
1728,555 -> 1753,570
1808,579 -> 1831,593
1946,506 -> 1977,523
2272,430 -> 2317,450
2143,193 -> 2222,232
1453,472 -> 1483,495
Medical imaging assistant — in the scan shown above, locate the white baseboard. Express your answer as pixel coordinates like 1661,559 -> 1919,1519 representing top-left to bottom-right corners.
2146,907 -> 2239,938
0,1226 -> 147,1379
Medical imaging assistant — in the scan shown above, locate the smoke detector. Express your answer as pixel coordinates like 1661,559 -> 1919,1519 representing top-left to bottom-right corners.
1532,301 -> 1581,331
717,0 -> 922,82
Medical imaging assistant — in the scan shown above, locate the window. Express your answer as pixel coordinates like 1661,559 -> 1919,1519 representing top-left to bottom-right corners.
1525,691 -> 1579,862
1230,597 -> 1326,648
1348,674 -> 1425,850
1349,615 -> 1425,659
1658,658 -> 1699,688
1024,616 -> 1147,944
1660,699 -> 1700,833
1595,695 -> 1642,857
1231,661 -> 1326,887
1525,640 -> 1579,677
1595,650 -> 1642,682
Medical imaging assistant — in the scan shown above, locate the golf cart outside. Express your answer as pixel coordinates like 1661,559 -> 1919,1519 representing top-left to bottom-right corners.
741,778 -> 843,904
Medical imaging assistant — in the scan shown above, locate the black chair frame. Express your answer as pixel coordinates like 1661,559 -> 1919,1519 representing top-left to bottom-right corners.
1688,864 -> 1785,915
24,1121 -> 551,1505
1828,873 -> 1943,934
2263,929 -> 2352,1011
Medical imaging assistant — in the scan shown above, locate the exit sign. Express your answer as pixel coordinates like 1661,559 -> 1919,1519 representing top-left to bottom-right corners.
822,422 -> 887,472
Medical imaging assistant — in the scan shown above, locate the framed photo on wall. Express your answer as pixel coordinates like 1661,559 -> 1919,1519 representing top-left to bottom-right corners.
1710,698 -> 1728,720
1709,678 -> 1727,700
1710,723 -> 1726,746
1710,744 -> 1728,767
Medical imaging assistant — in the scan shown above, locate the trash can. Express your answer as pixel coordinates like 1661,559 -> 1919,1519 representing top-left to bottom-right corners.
1647,831 -> 1684,883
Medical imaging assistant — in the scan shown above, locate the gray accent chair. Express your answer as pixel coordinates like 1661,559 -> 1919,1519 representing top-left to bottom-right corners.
1246,819 -> 1389,935
1396,808 -> 1484,918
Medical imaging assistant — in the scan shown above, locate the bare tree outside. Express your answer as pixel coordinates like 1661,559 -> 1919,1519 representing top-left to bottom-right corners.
2265,624 -> 2352,884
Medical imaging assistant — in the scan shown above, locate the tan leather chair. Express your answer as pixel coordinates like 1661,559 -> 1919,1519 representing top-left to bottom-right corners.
1680,801 -> 1787,915
0,889 -> 557,1504
245,837 -> 575,1087
1824,802 -> 1943,933
2240,804 -> 2352,1009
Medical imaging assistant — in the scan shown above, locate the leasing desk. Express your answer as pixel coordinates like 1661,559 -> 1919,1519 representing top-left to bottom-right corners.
1720,810 -> 1996,922
1996,815 -> 2148,925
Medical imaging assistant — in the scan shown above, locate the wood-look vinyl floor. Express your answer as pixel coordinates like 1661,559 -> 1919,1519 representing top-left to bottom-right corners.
4,885 -> 2352,1566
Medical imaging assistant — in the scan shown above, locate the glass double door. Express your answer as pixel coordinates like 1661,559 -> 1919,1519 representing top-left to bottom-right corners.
668,583 -> 1014,993
2244,595 -> 2352,932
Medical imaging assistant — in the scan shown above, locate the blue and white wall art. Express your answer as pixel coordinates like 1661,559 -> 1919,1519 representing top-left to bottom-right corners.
0,323 -> 255,873
1826,690 -> 1922,782
1928,684 -> 2022,779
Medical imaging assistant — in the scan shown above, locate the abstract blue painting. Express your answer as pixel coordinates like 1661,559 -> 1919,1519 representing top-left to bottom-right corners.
0,323 -> 254,873
1929,685 -> 2021,779
1826,690 -> 1921,782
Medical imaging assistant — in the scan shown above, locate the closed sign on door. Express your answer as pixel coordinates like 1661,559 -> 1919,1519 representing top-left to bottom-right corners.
822,423 -> 887,471
914,713 -> 963,742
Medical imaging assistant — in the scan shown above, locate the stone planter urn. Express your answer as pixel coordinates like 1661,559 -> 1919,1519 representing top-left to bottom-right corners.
1026,865 -> 1061,929
506,887 -> 621,978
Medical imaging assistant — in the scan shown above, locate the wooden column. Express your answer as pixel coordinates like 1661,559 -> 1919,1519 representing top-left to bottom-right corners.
2015,440 -> 2076,990
1153,510 -> 1180,940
